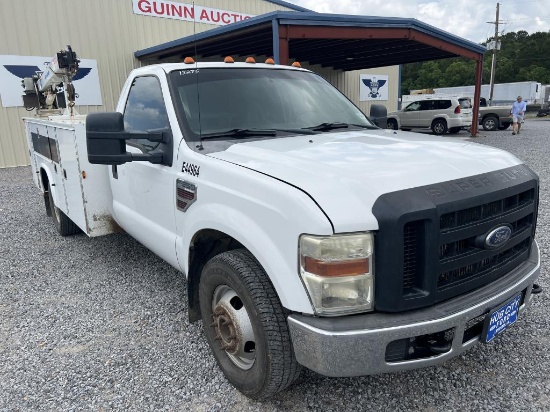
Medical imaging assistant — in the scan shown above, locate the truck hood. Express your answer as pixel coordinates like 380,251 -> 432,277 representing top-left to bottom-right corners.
208,129 -> 522,232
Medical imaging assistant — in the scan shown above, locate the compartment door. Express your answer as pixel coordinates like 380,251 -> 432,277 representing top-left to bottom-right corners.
54,126 -> 87,232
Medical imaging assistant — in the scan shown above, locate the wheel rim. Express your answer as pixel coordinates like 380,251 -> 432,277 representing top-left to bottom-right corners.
211,285 -> 256,370
485,119 -> 496,130
434,122 -> 445,134
387,121 -> 397,130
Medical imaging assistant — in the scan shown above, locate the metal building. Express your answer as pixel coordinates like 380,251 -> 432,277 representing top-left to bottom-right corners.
0,0 -> 401,169
0,0 -> 485,169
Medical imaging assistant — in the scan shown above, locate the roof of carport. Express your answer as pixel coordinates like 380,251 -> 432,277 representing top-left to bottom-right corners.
135,11 -> 486,70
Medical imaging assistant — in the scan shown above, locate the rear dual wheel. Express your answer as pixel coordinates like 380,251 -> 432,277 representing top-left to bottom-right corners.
199,249 -> 301,399
46,182 -> 80,236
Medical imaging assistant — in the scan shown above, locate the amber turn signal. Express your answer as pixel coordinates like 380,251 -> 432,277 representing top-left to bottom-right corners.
303,256 -> 369,277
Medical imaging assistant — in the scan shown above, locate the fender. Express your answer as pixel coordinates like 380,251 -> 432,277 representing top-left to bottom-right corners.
176,202 -> 325,314
387,114 -> 401,128
38,162 -> 58,199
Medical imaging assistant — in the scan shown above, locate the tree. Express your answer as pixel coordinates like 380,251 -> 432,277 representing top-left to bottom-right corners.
401,31 -> 550,91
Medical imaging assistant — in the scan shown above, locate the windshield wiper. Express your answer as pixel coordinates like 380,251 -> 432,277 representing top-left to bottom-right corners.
350,123 -> 379,130
303,122 -> 350,131
273,128 -> 315,135
200,128 -> 277,140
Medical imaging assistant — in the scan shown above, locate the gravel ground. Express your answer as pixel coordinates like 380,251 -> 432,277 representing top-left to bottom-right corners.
1,118 -> 549,411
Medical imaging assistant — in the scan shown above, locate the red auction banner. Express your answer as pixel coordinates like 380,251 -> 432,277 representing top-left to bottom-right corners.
133,0 -> 255,26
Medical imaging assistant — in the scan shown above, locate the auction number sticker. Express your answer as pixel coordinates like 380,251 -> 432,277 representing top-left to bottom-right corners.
182,161 -> 200,177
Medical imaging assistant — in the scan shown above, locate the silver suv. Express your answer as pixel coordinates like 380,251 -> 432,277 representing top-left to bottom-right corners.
387,97 -> 473,134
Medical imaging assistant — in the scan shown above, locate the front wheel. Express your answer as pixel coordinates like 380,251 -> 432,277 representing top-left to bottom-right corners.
199,249 -> 301,399
386,119 -> 398,130
432,119 -> 448,135
482,115 -> 498,131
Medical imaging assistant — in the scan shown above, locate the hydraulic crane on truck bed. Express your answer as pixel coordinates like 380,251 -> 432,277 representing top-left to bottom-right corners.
20,46 -> 80,116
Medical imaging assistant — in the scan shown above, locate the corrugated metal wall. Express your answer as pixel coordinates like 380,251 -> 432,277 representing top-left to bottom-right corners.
304,63 -> 399,116
0,0 -> 399,168
0,0 -> 295,168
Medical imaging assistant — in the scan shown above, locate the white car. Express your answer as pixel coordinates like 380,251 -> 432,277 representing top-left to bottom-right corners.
387,97 -> 473,134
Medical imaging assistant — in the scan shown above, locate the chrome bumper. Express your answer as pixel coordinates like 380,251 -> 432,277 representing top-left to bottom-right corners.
288,241 -> 541,377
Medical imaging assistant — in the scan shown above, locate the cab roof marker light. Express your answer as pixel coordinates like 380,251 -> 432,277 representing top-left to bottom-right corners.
183,57 -> 195,64
265,58 -> 275,65
245,57 -> 256,64
224,56 -> 235,63
292,62 -> 302,67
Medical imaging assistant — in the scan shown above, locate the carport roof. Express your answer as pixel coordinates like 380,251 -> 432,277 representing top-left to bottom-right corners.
135,11 -> 486,70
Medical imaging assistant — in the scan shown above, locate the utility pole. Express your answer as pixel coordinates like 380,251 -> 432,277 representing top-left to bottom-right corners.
488,3 -> 500,106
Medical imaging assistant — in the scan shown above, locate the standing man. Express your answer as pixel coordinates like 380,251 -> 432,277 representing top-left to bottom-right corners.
510,96 -> 527,135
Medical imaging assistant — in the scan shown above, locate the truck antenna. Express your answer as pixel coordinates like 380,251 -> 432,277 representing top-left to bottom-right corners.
193,1 -> 204,150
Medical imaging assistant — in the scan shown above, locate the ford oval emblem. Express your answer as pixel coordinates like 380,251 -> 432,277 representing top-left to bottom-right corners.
485,226 -> 512,249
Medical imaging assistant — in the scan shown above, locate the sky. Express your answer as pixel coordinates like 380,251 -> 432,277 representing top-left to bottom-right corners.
284,0 -> 550,44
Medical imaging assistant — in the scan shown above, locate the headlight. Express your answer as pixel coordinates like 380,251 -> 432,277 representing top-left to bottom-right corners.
299,233 -> 374,316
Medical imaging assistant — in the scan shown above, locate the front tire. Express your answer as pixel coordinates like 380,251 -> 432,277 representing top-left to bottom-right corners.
386,119 -> 398,130
482,115 -> 498,131
47,183 -> 80,236
432,119 -> 448,135
199,249 -> 301,399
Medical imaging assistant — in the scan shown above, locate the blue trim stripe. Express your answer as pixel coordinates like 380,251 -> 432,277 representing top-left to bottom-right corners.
135,11 -> 486,59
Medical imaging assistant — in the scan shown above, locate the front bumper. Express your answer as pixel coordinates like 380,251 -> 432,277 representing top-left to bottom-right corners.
288,241 -> 540,377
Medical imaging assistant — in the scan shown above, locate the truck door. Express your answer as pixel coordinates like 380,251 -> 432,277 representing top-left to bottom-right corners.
109,75 -> 180,269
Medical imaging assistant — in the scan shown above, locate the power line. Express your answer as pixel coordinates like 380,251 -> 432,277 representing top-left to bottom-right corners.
504,18 -> 550,23
500,0 -> 544,5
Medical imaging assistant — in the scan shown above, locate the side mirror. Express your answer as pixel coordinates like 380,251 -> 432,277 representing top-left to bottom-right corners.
369,104 -> 387,129
86,112 -> 131,165
86,112 -> 171,166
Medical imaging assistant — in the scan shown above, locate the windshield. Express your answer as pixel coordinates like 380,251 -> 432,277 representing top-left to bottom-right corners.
168,68 -> 375,152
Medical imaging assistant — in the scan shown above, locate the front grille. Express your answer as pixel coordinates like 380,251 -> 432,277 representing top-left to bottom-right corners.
438,238 -> 530,289
372,165 -> 539,312
403,221 -> 424,294
439,213 -> 533,261
402,189 -> 535,300
440,189 -> 534,230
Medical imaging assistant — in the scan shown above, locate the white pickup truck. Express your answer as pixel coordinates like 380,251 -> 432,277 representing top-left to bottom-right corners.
25,60 -> 541,399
